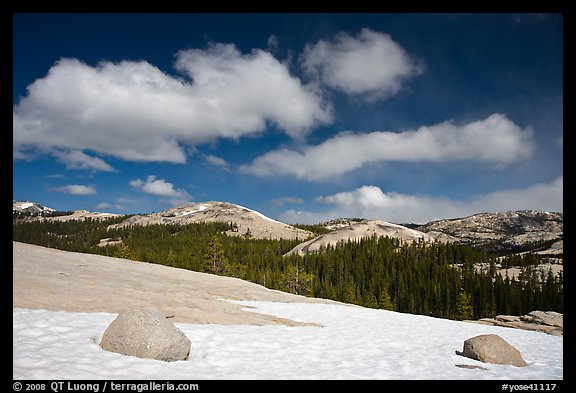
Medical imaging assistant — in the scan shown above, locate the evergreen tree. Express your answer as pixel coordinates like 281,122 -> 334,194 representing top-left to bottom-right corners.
279,260 -> 314,296
455,292 -> 473,320
378,288 -> 395,311
13,217 -> 563,320
114,242 -> 137,260
223,259 -> 248,279
203,235 -> 229,275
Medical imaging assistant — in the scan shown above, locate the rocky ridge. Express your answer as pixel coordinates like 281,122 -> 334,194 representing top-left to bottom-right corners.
416,210 -> 563,254
296,210 -> 563,257
13,200 -> 562,257
111,201 -> 314,241
465,311 -> 563,336
13,200 -> 55,216
42,210 -> 123,221
285,219 -> 435,256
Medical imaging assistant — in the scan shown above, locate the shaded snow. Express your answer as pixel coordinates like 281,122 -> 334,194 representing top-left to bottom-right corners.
13,302 -> 562,380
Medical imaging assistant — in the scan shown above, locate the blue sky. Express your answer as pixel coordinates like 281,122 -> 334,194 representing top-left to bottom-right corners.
13,13 -> 563,224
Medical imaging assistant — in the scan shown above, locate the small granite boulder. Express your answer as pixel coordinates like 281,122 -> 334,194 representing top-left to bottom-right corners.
100,308 -> 191,362
456,334 -> 527,367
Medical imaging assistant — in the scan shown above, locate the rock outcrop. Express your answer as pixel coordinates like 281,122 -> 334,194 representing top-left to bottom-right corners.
100,308 -> 191,362
465,311 -> 563,336
418,210 -> 563,254
285,220 -> 435,256
456,334 -> 527,367
111,201 -> 313,240
13,200 -> 55,216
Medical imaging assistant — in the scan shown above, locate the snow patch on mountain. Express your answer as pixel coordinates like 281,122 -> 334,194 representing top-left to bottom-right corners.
13,200 -> 55,215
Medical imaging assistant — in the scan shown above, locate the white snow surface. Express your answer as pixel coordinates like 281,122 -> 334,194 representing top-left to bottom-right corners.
179,205 -> 208,216
234,203 -> 286,225
14,302 -> 562,380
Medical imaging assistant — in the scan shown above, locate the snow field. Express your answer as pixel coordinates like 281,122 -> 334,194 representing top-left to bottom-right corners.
13,302 -> 563,380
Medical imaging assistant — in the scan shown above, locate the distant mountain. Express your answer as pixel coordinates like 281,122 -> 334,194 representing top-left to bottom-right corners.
14,199 -> 562,256
111,201 -> 314,241
286,210 -> 563,257
416,210 -> 563,254
319,217 -> 366,230
41,210 -> 124,221
285,219 -> 435,256
13,200 -> 55,216
13,200 -> 124,221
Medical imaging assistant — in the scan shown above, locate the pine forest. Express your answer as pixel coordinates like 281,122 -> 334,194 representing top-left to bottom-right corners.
13,217 -> 563,321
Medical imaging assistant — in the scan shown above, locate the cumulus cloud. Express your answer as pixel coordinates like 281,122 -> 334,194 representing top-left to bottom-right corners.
174,43 -> 332,139
129,175 -> 191,200
271,196 -> 304,206
469,176 -> 563,214
301,28 -> 423,99
13,44 -> 332,164
203,154 -> 229,169
278,177 -> 563,224
50,184 -> 97,196
267,34 -> 279,51
53,150 -> 115,172
94,197 -> 134,211
241,114 -> 535,181
95,202 -> 126,211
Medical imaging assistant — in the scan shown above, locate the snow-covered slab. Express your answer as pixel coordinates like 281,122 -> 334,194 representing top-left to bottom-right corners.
13,302 -> 562,380
179,205 -> 208,216
234,203 -> 285,225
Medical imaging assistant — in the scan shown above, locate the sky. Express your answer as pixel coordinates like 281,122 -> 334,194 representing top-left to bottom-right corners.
12,13 -> 563,224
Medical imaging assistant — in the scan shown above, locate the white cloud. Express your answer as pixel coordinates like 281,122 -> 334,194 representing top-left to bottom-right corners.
313,186 -> 461,224
174,43 -> 332,139
267,34 -> 279,51
95,201 -> 126,211
46,173 -> 66,179
271,196 -> 304,206
13,44 -> 332,164
54,150 -> 115,172
278,177 -> 563,224
203,154 -> 229,168
242,114 -> 535,181
129,175 -> 189,198
301,28 -> 423,100
129,175 -> 192,207
50,184 -> 97,196
469,176 -> 563,214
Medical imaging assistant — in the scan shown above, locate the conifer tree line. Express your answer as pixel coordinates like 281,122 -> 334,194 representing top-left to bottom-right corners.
13,217 -> 562,320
